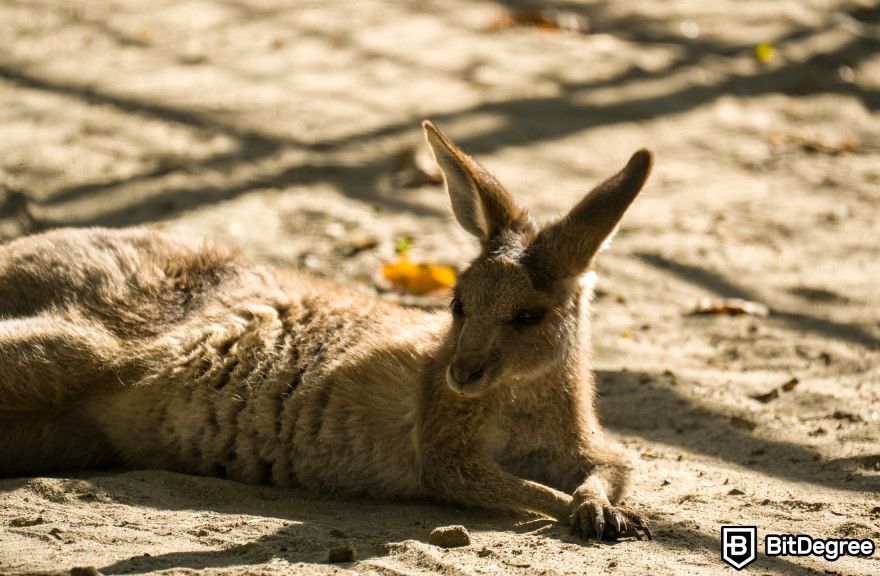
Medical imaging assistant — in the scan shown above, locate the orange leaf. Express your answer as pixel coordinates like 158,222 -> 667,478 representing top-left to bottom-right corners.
689,297 -> 769,317
487,9 -> 589,34
382,254 -> 456,295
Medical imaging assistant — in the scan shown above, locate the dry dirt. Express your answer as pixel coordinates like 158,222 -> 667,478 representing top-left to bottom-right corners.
1,1 -> 879,575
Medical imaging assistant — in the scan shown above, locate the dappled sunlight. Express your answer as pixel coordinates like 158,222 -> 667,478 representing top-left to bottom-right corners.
1,1 -> 878,575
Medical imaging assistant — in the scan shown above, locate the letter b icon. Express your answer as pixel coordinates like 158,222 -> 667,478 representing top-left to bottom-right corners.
729,535 -> 748,556
721,526 -> 757,570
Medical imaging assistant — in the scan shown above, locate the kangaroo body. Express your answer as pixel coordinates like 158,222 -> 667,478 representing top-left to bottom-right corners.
0,122 -> 653,540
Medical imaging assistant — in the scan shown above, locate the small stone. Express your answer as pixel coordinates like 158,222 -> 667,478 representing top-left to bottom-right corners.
325,222 -> 346,238
428,525 -> 470,548
329,528 -> 348,538
70,568 -> 102,576
327,543 -> 358,563
302,254 -> 320,270
196,529 -> 209,537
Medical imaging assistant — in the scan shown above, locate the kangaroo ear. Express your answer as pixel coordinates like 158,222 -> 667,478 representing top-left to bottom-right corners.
422,120 -> 526,243
526,149 -> 653,282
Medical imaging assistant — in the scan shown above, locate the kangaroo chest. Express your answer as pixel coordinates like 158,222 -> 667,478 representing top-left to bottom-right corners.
484,385 -> 579,491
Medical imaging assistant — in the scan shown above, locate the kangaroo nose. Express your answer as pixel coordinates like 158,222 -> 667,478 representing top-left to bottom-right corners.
451,355 -> 486,385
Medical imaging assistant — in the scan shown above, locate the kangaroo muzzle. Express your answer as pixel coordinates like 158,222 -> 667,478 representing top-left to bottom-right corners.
450,353 -> 487,386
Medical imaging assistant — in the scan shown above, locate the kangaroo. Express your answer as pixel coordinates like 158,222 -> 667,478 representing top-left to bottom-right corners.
0,121 -> 653,541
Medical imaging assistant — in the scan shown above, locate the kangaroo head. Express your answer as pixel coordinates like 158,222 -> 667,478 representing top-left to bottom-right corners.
422,120 -> 653,398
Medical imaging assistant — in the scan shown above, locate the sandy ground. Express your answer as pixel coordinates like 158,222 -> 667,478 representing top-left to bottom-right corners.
1,1 -> 879,574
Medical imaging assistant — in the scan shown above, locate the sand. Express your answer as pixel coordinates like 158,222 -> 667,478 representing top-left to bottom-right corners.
1,1 -> 878,574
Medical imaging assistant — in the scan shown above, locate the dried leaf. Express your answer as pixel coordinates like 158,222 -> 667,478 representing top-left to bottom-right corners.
750,388 -> 779,403
799,136 -> 855,155
780,377 -> 799,392
729,416 -> 757,431
9,516 -> 44,527
382,254 -> 456,296
344,234 -> 378,257
487,9 -> 589,34
831,410 -> 862,423
769,131 -> 857,155
750,376 -> 799,403
690,297 -> 769,317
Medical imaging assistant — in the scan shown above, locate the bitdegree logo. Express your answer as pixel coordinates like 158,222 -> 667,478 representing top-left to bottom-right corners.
765,534 -> 876,562
721,526 -> 757,570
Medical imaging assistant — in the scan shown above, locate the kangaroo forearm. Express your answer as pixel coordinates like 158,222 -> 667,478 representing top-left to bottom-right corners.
575,461 -> 630,504
426,459 -> 572,520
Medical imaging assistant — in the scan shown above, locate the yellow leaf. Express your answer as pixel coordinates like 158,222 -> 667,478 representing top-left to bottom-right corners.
382,254 -> 456,295
755,43 -> 776,64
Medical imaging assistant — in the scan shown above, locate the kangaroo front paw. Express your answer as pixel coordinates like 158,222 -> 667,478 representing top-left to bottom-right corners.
568,501 -> 651,541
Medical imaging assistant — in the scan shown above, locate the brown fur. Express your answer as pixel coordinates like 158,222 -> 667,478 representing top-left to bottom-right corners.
0,121 -> 653,541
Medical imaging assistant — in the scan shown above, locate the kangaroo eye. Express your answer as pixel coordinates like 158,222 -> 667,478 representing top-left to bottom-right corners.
512,309 -> 546,326
451,297 -> 465,316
